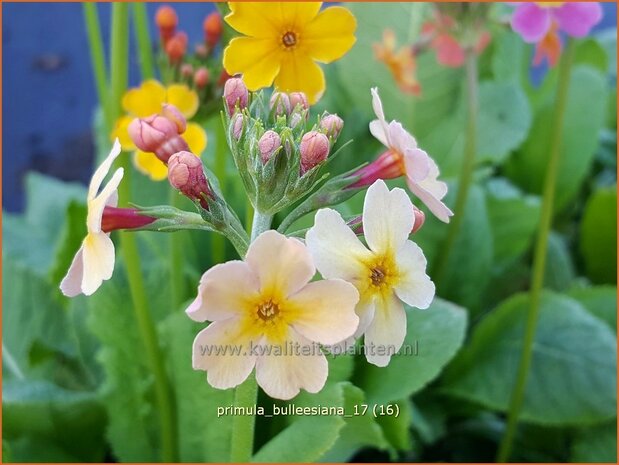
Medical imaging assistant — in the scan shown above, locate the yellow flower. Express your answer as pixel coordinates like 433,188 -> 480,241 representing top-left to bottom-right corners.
112,80 -> 207,181
223,2 -> 356,104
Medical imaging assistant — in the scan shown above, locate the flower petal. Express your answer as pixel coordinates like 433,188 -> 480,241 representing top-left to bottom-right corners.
246,230 -> 315,297
60,246 -> 85,297
289,279 -> 359,345
182,123 -> 208,156
192,318 -> 258,390
403,147 -> 431,183
369,120 -> 389,148
255,328 -> 328,400
554,2 -> 602,38
122,80 -> 166,117
81,232 -> 115,296
432,33 -> 465,67
186,260 -> 260,323
112,115 -> 137,151
510,3 -> 551,43
363,180 -> 414,254
353,295 -> 376,338
306,208 -> 372,282
370,88 -> 391,147
274,52 -> 325,104
226,2 -> 286,38
302,6 -> 356,63
87,167 -> 124,232
405,156 -> 453,223
88,138 -> 122,201
133,151 -> 168,181
364,292 -> 406,367
223,37 -> 282,91
166,84 -> 199,119
394,240 -> 435,309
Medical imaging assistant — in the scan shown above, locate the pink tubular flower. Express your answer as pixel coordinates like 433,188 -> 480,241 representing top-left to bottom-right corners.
101,207 -> 156,232
510,2 -> 602,43
350,88 -> 452,223
187,230 -> 359,400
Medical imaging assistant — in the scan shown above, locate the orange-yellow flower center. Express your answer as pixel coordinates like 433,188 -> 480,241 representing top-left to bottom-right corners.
363,253 -> 399,298
282,31 -> 297,48
257,299 -> 280,321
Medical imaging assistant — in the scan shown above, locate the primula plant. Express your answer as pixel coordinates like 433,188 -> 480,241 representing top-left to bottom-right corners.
3,2 -> 617,464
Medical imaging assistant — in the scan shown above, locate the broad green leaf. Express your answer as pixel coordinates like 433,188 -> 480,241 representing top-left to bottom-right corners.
491,31 -> 527,84
484,178 -> 541,271
253,382 -> 347,462
375,399 -> 413,454
579,186 -> 617,284
355,298 -> 467,405
505,66 -> 608,213
571,421 -> 617,463
2,379 -> 105,462
161,312 -> 234,462
573,38 -> 609,73
543,232 -> 576,292
568,285 -> 617,332
443,291 -> 617,425
321,384 -> 389,462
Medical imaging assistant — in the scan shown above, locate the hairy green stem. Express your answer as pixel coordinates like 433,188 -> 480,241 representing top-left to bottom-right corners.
229,210 -> 272,462
431,49 -> 478,284
169,192 -> 186,309
212,121 -> 228,263
83,4 -> 110,128
132,3 -> 155,80
496,39 -> 575,463
109,4 -> 178,461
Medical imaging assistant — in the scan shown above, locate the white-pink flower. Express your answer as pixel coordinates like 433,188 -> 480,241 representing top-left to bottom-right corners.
351,88 -> 453,223
60,139 -> 124,297
306,180 -> 435,367
187,230 -> 359,400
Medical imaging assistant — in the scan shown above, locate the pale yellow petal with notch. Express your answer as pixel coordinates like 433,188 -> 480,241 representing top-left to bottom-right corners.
133,150 -> 169,181
166,84 -> 199,119
122,80 -> 166,117
182,123 -> 208,156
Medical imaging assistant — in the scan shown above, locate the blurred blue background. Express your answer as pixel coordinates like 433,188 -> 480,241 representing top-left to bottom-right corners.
2,2 -> 616,212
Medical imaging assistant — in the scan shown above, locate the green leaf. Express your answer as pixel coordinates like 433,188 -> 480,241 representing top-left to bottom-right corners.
2,379 -> 105,462
573,38 -> 609,73
505,66 -> 608,212
161,312 -> 234,462
580,186 -> 617,284
253,382 -> 347,462
48,201 -> 88,288
571,421 -> 617,463
355,298 -> 467,405
568,285 -> 617,332
321,384 -> 389,462
484,178 -> 541,271
376,399 -> 413,454
543,232 -> 576,292
443,291 -> 617,425
491,31 -> 527,83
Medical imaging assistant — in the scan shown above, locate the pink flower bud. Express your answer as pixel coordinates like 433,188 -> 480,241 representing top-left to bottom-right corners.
231,114 -> 244,140
161,103 -> 187,133
319,113 -> 344,139
223,77 -> 248,115
412,206 -> 425,233
166,31 -> 188,64
258,130 -> 281,164
195,43 -> 208,58
289,92 -> 309,110
194,67 -> 209,88
168,151 -> 213,208
269,92 -> 291,116
181,63 -> 194,78
102,207 -> 156,232
299,131 -> 330,173
128,115 -> 178,153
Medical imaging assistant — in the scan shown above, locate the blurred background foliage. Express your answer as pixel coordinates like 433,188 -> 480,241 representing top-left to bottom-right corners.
2,2 -> 617,463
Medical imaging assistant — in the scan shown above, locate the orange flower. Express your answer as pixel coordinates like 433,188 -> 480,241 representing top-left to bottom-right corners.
533,22 -> 562,67
373,30 -> 420,96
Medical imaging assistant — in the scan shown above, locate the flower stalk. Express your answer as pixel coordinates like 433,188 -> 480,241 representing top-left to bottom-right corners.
497,39 -> 576,463
229,209 -> 272,462
132,3 -> 155,80
212,119 -> 228,263
83,4 -> 110,133
431,48 -> 478,284
109,4 -> 178,462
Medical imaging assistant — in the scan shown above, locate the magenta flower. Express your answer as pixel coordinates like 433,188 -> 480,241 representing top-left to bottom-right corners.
510,3 -> 602,43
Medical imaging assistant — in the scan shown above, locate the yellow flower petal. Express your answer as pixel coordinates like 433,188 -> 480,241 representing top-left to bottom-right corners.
226,2 -> 282,38
133,150 -> 169,181
122,80 -> 166,117
223,37 -> 282,91
182,123 -> 208,156
112,115 -> 136,151
166,84 -> 199,119
282,2 -> 322,31
303,6 -> 357,63
274,53 -> 325,104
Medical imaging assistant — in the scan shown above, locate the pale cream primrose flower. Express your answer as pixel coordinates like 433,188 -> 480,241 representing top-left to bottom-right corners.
306,180 -> 435,367
187,230 -> 359,400
369,87 -> 453,223
60,139 -> 124,297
